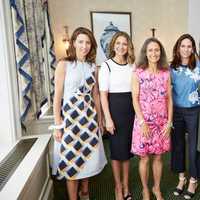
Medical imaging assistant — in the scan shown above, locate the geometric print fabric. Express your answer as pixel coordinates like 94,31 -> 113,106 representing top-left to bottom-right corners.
57,73 -> 100,180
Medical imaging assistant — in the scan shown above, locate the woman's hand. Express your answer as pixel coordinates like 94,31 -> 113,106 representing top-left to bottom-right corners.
53,129 -> 63,142
105,118 -> 115,135
141,122 -> 150,138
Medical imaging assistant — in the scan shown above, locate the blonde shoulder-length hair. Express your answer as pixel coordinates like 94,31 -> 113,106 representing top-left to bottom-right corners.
109,31 -> 135,64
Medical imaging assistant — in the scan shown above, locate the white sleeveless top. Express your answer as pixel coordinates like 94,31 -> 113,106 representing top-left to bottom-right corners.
98,59 -> 134,93
63,60 -> 95,105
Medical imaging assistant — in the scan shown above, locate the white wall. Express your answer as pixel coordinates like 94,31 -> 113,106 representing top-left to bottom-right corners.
188,0 -> 200,53
0,0 -> 21,145
49,0 -> 188,61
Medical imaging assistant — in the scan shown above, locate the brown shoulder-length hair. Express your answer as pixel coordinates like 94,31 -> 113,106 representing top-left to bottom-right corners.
109,31 -> 135,64
137,37 -> 168,70
171,34 -> 199,70
65,27 -> 97,63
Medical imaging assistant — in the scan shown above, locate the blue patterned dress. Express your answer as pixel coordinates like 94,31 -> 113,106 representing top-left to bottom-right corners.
53,61 -> 107,180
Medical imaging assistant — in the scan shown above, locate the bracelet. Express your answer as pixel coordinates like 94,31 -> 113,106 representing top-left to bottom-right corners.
139,119 -> 145,126
166,122 -> 174,129
48,122 -> 65,130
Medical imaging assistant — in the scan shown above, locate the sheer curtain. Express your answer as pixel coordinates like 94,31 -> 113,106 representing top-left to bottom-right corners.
10,0 -> 56,129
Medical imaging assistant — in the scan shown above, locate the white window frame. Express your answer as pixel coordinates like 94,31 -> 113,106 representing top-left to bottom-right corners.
0,0 -> 21,147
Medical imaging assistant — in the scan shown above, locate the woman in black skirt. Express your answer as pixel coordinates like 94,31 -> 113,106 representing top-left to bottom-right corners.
99,31 -> 135,200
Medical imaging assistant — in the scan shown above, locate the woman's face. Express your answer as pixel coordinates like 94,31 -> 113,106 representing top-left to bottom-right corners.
146,41 -> 161,64
114,36 -> 128,57
73,33 -> 91,59
179,38 -> 193,60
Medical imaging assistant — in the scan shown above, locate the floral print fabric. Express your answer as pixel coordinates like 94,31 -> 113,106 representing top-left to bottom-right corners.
171,63 -> 200,108
131,68 -> 170,156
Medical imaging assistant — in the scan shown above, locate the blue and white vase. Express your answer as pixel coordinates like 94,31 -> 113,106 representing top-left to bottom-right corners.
100,22 -> 119,58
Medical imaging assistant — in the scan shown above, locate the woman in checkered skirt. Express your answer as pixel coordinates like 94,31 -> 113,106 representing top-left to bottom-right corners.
52,27 -> 107,200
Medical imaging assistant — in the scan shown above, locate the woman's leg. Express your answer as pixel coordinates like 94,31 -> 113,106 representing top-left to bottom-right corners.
67,179 -> 79,200
112,160 -> 123,200
139,155 -> 150,200
174,172 -> 186,194
171,108 -> 187,195
186,177 -> 198,196
80,178 -> 89,196
122,160 -> 131,197
184,109 -> 199,195
171,109 -> 186,173
152,154 -> 163,200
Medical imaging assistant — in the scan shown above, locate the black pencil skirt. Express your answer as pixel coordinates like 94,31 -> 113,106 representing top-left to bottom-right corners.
108,92 -> 135,160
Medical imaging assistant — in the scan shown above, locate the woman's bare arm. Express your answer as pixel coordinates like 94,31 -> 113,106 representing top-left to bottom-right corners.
132,72 -> 149,137
92,68 -> 104,132
53,61 -> 66,141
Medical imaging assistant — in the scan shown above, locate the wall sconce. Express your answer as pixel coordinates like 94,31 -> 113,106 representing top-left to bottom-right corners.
62,25 -> 70,50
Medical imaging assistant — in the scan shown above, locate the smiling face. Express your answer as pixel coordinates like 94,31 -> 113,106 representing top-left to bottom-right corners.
73,33 -> 91,60
113,36 -> 128,57
179,38 -> 193,62
146,41 -> 161,65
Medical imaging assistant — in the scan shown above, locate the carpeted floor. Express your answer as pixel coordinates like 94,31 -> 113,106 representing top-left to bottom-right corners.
52,138 -> 200,200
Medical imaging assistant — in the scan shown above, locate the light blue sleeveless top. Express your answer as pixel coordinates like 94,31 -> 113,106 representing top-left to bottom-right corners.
63,61 -> 96,105
171,61 -> 200,108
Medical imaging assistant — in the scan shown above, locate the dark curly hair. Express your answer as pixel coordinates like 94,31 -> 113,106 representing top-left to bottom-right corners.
137,37 -> 168,70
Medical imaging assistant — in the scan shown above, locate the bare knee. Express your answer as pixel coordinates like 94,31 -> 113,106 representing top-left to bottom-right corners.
140,155 -> 150,164
153,155 -> 162,163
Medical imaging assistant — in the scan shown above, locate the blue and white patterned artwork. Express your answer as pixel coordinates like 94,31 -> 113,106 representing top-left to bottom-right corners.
91,12 -> 131,65
100,22 -> 119,58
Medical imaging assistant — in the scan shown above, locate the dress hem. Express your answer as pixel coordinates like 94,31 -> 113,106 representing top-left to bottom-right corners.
57,161 -> 107,180
131,149 -> 170,157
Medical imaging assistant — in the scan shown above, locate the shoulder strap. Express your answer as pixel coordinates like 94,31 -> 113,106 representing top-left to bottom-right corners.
105,61 -> 111,72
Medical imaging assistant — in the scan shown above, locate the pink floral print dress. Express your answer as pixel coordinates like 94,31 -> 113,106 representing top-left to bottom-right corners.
131,68 -> 171,156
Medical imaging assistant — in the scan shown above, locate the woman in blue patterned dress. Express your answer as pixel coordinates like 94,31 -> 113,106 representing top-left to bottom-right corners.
52,27 -> 107,200
171,34 -> 200,199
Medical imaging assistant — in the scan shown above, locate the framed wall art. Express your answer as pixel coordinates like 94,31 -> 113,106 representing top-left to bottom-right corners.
90,11 -> 132,64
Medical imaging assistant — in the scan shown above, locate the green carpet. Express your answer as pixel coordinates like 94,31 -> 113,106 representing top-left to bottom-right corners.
53,139 -> 200,200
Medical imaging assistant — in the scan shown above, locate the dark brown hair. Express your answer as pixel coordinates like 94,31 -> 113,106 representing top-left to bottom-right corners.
171,34 -> 199,70
65,27 -> 97,63
137,37 -> 168,70
109,31 -> 135,64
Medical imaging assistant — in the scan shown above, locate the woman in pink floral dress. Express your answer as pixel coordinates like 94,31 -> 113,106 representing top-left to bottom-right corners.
131,38 -> 173,200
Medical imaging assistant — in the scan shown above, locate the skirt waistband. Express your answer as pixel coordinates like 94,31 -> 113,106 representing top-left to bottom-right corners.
108,92 -> 131,97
